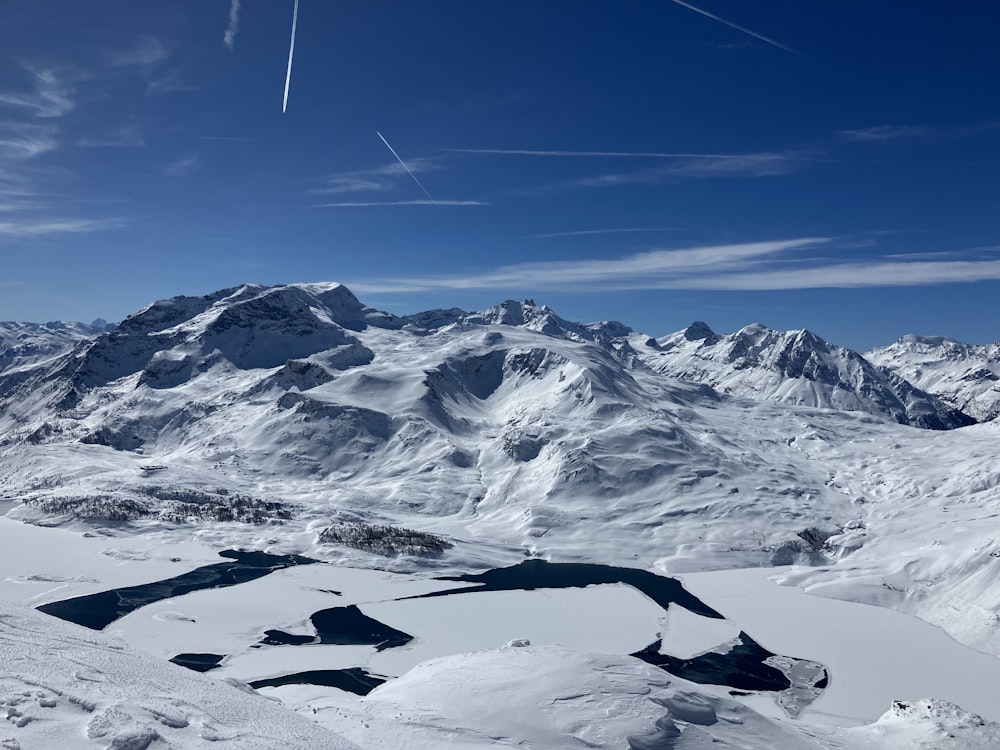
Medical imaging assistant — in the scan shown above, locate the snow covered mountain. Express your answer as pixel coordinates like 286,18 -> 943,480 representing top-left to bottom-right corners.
0,284 -> 991,582
3,282 -> 1000,747
867,334 -> 1000,422
0,284 -> 866,563
0,320 -> 106,375
638,321 -> 975,430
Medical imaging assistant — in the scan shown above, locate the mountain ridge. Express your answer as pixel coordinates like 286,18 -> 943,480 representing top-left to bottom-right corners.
867,334 -> 1000,422
1,283 -> 976,429
637,320 -> 974,430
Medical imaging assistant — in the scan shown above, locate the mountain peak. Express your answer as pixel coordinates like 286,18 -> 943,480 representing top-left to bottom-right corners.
897,333 -> 962,348
683,321 -> 717,342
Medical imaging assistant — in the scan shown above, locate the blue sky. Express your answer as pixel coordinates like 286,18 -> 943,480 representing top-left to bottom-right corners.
1,1 -> 999,350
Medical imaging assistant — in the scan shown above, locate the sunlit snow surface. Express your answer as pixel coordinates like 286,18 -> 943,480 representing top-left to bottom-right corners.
3,509 -> 1000,748
682,567 -> 1000,724
270,646 -> 1000,750
4,284 -> 1000,747
0,598 -> 358,749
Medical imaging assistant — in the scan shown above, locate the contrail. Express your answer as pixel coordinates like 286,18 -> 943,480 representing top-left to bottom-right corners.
448,148 -> 781,159
376,131 -> 438,205
317,200 -> 487,208
668,0 -> 799,56
223,0 -> 240,50
282,0 -> 299,113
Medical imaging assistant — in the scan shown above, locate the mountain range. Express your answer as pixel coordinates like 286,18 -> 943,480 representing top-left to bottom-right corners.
2,282 -> 1000,747
867,334 -> 1000,422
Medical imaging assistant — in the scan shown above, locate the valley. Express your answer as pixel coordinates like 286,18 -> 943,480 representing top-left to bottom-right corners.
2,282 -> 1000,748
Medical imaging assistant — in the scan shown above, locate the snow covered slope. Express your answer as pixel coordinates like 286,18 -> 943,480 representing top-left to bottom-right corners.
0,599 -> 358,749
868,334 -> 1000,422
6,597 -> 998,750
272,644 -> 1000,750
0,320 -> 102,375
639,321 -> 974,429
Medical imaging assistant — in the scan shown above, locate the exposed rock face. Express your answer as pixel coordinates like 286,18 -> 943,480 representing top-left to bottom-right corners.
868,334 -> 1000,422
643,322 -> 975,429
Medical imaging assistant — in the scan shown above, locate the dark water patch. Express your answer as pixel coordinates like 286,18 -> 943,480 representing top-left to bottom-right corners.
169,653 -> 224,673
260,629 -> 315,646
409,559 -> 723,619
249,667 -> 386,696
631,635 -> 791,692
37,549 -> 318,630
259,604 -> 413,650
409,560 -> 819,698
313,604 -> 413,649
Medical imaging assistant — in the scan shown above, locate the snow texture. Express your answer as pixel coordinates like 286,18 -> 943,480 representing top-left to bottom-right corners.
0,599 -> 358,749
269,645 -> 1000,749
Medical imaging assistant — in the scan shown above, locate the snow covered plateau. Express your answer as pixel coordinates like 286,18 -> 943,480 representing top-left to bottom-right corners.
2,281 -> 1000,748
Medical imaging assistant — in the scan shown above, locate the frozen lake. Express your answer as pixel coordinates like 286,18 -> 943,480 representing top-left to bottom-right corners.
681,566 -> 1000,724
6,513 -> 1000,727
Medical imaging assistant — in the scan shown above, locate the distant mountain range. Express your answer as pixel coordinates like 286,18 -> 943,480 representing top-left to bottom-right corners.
1,286 -> 989,434
0,283 -> 988,558
640,321 -> 976,430
0,320 -> 108,375
3,282 -> 1000,666
867,335 -> 1000,422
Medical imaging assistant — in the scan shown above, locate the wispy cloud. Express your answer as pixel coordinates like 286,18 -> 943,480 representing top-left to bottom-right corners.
351,238 -> 1000,294
0,217 -> 124,237
199,135 -> 253,143
675,259 -> 1000,290
349,238 -> 827,292
107,37 -> 169,68
317,200 -> 487,208
0,66 -> 66,162
0,200 -> 37,213
224,0 -> 241,50
0,50 -> 160,240
146,68 -> 198,96
449,147 -> 821,192
668,0 -> 800,56
0,121 -> 58,160
101,37 -> 191,97
838,125 -> 936,143
165,155 -> 199,177
532,227 -> 678,239
525,152 -> 817,194
597,153 -> 809,183
838,121 -> 1000,144
884,245 -> 1000,262
0,64 -> 76,118
78,123 -> 144,148
313,159 -> 440,195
